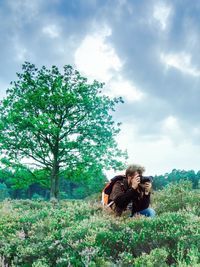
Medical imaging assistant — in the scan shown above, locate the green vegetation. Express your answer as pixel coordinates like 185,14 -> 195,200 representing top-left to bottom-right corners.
0,181 -> 199,266
0,62 -> 200,266
0,162 -> 107,200
0,62 -> 126,199
153,169 -> 200,190
0,165 -> 200,201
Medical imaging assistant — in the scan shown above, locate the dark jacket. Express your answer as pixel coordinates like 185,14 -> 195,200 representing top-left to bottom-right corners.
109,178 -> 150,216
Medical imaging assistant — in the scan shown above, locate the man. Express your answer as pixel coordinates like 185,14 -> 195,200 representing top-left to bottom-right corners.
109,164 -> 156,217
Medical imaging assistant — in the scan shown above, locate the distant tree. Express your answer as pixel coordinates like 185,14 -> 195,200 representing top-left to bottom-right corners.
0,159 -> 49,198
196,171 -> 200,189
0,159 -> 36,190
152,174 -> 168,190
0,62 -> 126,199
0,183 -> 9,200
153,169 -> 200,190
0,159 -> 106,200
60,165 -> 107,199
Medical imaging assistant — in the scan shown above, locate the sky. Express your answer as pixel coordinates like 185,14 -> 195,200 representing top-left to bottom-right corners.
1,0 -> 200,176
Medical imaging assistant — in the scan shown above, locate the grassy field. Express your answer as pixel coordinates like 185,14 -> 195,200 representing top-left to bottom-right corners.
0,181 -> 199,267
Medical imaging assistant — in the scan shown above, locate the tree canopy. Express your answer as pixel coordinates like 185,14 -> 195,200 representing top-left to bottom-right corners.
0,62 -> 127,198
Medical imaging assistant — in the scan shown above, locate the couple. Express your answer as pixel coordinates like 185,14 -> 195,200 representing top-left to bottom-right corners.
109,164 -> 156,217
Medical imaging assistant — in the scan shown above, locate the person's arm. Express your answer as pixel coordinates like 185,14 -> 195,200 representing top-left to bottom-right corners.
141,193 -> 151,209
112,175 -> 140,209
140,182 -> 152,210
114,186 -> 139,209
144,182 -> 152,195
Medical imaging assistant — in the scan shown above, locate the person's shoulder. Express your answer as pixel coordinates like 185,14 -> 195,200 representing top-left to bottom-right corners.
112,179 -> 126,190
115,177 -> 127,184
113,178 -> 128,191
113,180 -> 123,186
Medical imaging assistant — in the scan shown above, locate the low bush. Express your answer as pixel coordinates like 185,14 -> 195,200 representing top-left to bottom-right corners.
0,181 -> 199,266
153,180 -> 200,216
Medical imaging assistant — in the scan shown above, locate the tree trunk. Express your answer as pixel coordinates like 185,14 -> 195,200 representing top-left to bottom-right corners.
50,159 -> 60,199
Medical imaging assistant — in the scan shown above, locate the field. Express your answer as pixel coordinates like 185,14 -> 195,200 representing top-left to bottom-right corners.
0,181 -> 200,267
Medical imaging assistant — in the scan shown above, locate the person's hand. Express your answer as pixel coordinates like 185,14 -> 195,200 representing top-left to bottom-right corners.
144,182 -> 152,194
131,173 -> 140,189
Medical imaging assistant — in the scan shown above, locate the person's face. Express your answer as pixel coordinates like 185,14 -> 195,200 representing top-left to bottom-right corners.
128,171 -> 140,186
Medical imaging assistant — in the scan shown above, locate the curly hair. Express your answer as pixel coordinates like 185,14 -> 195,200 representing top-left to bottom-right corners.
125,164 -> 145,177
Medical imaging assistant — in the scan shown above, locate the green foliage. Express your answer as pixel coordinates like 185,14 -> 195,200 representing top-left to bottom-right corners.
0,62 -> 127,198
0,183 -> 9,201
59,165 -> 108,199
153,169 -> 200,190
153,180 -> 200,215
0,161 -> 107,200
0,160 -> 36,190
0,182 -> 199,266
0,161 -> 50,199
133,248 -> 169,267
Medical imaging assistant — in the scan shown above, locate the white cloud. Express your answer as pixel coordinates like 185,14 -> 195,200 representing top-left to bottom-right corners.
42,24 -> 60,38
112,122 -> 200,177
162,115 -> 180,132
192,126 -> 200,136
153,2 -> 172,30
160,52 -> 200,76
75,25 -> 145,103
106,76 -> 144,102
160,115 -> 184,145
74,26 -> 122,83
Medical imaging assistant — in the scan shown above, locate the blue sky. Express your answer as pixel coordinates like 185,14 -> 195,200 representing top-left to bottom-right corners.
1,0 -> 200,176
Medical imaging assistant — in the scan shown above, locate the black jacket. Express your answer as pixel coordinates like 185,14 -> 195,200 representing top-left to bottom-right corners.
109,178 -> 150,216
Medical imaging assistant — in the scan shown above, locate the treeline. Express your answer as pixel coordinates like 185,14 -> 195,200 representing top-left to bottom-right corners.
0,163 -> 107,201
0,165 -> 199,201
153,169 -> 200,190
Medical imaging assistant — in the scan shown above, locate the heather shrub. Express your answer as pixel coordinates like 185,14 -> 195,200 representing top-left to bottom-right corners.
0,182 -> 199,266
133,248 -> 169,267
153,180 -> 200,215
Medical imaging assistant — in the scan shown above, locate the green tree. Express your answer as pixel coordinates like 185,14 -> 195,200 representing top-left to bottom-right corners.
60,166 -> 107,199
0,159 -> 50,198
0,183 -> 9,200
0,62 -> 126,199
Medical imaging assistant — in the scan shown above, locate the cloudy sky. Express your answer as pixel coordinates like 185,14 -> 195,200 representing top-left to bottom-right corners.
1,0 -> 200,176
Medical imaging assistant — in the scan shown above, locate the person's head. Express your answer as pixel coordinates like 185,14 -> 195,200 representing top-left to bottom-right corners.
125,164 -> 145,185
125,164 -> 145,178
